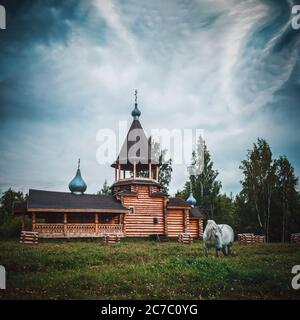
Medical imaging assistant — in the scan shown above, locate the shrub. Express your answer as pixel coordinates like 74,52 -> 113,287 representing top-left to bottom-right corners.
0,216 -> 30,238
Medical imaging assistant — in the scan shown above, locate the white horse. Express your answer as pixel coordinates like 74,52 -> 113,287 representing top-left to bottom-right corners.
203,220 -> 234,257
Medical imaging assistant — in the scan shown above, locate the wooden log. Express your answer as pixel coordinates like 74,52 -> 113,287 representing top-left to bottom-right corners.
21,231 -> 38,235
95,213 -> 99,233
238,233 -> 254,245
163,198 -> 168,236
255,235 -> 266,243
103,234 -> 121,244
189,218 -> 198,238
178,233 -> 193,244
238,233 -> 266,245
20,231 -> 39,245
32,212 -> 36,232
122,186 -> 165,237
63,213 -> 67,233
20,236 -> 38,240
291,233 -> 300,244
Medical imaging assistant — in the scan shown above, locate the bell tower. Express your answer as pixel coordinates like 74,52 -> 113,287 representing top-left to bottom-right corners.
110,91 -> 168,238
111,90 -> 161,195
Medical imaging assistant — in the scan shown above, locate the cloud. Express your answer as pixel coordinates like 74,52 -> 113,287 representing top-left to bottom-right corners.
0,0 -> 299,196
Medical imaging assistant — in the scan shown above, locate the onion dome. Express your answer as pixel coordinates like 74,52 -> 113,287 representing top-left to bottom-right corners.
69,159 -> 87,195
131,89 -> 141,120
186,192 -> 197,207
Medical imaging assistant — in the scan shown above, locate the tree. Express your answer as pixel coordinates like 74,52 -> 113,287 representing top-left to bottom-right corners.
177,137 -> 221,218
0,188 -> 26,224
237,138 -> 300,242
158,149 -> 172,193
235,192 -> 256,234
239,138 -> 276,240
97,180 -> 111,195
214,193 -> 237,229
274,156 -> 298,242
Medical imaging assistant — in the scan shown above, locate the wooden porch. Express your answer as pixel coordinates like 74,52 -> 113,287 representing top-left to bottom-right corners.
34,223 -> 124,238
25,211 -> 126,238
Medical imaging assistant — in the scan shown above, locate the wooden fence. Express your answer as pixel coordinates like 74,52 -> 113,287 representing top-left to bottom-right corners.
238,233 -> 265,245
103,234 -> 121,244
291,233 -> 300,244
20,231 -> 39,245
178,233 -> 193,245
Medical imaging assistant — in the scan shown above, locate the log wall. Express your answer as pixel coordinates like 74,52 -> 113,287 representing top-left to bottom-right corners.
199,219 -> 204,238
122,185 -> 165,237
167,209 -> 184,237
189,218 -> 199,238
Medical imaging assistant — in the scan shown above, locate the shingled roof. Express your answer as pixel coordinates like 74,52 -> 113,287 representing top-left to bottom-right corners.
111,119 -> 159,171
167,197 -> 190,208
189,207 -> 205,219
27,189 -> 129,212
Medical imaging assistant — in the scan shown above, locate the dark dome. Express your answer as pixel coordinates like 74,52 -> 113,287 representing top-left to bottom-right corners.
131,103 -> 141,119
69,160 -> 87,194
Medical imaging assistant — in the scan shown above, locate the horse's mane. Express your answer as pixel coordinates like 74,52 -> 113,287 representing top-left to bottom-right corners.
205,220 -> 222,238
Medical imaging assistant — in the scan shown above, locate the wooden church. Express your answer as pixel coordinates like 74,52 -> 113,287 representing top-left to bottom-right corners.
14,93 -> 204,239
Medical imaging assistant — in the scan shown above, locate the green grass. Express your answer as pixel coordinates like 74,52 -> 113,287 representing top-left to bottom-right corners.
0,238 -> 300,300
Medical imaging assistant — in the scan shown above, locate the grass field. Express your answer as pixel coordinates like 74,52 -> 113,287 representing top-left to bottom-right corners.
0,239 -> 300,300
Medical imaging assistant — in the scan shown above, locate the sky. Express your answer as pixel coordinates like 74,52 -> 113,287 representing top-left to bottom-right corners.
0,0 -> 299,196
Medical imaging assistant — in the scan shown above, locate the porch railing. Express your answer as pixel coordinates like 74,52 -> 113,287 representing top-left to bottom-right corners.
67,224 -> 96,233
34,223 -> 124,234
98,224 -> 123,233
35,223 -> 64,233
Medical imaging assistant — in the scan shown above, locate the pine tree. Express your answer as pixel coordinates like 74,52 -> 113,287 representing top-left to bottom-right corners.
97,180 -> 111,195
239,138 -> 277,239
158,149 -> 172,193
237,138 -> 299,241
274,156 -> 298,242
0,188 -> 26,224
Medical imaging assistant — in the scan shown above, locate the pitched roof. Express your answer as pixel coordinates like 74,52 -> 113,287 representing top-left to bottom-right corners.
167,197 -> 190,208
189,207 -> 205,219
27,189 -> 129,212
111,119 -> 159,170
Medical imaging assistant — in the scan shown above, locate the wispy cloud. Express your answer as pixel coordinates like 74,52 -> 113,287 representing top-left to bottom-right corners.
0,0 -> 299,195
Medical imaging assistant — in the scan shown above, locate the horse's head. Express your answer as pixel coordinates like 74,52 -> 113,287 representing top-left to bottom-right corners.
205,220 -> 223,250
213,226 -> 223,250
